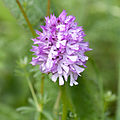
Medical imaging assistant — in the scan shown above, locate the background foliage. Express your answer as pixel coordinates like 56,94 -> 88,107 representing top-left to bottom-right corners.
0,0 -> 120,120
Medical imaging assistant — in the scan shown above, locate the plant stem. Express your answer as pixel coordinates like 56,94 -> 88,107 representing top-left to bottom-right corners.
60,85 -> 68,120
16,0 -> 36,36
66,88 -> 74,113
40,74 -> 44,96
116,58 -> 120,120
26,75 -> 41,112
47,0 -> 50,16
53,90 -> 61,115
39,74 -> 44,120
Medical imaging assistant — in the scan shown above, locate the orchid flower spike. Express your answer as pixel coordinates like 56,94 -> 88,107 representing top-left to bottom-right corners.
31,10 -> 92,86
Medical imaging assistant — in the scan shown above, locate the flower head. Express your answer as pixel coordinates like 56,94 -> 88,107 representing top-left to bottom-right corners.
31,10 -> 91,86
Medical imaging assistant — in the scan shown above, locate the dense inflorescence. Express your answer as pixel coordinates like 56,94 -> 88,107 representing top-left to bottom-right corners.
31,10 -> 91,86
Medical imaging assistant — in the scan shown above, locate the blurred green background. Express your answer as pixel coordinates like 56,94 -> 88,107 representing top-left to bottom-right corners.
0,0 -> 120,120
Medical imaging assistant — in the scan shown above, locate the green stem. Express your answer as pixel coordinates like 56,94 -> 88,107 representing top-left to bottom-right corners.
39,74 -> 44,120
47,0 -> 50,16
53,90 -> 61,115
26,75 -> 41,112
62,103 -> 67,120
116,58 -> 120,120
60,85 -> 68,120
67,89 -> 74,113
16,0 -> 36,36
40,74 -> 44,96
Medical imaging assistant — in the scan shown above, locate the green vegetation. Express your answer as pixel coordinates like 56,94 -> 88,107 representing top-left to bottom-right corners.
0,0 -> 119,119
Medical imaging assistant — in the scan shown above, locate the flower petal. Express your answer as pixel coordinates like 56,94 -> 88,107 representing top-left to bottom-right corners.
57,65 -> 62,74
70,73 -> 78,86
51,73 -> 58,82
59,75 -> 64,85
73,65 -> 84,75
46,59 -> 53,69
59,10 -> 67,21
61,64 -> 69,73
67,55 -> 78,62
63,72 -> 68,81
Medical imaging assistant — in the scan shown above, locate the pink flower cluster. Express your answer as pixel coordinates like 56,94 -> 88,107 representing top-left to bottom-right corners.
31,10 -> 91,86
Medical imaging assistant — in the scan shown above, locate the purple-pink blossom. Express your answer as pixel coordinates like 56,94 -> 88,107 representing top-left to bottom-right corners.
30,10 -> 92,86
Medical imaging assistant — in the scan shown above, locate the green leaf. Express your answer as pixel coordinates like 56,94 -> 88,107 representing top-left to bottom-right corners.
42,110 -> 53,120
16,106 -> 35,114
28,98 -> 36,107
3,0 -> 47,30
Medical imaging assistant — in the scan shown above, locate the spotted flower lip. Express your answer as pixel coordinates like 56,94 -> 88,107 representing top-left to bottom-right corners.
30,10 -> 92,86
